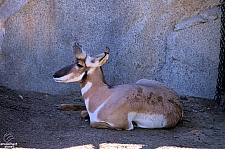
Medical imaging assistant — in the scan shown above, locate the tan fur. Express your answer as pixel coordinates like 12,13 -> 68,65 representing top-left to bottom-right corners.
81,67 -> 182,130
53,40 -> 182,130
59,104 -> 86,111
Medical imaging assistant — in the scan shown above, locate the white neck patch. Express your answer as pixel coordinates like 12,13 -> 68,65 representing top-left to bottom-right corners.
81,82 -> 92,96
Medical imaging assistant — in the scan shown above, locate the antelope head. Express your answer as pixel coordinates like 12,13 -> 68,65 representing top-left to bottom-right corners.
53,40 -> 110,83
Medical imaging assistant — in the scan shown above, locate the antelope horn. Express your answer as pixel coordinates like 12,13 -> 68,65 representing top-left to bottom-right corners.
71,38 -> 86,59
105,46 -> 110,54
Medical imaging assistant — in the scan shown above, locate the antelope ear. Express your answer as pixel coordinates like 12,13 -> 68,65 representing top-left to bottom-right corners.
71,39 -> 86,59
86,47 -> 110,67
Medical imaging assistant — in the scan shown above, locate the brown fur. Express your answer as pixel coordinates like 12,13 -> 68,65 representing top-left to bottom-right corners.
59,104 -> 86,111
53,42 -> 183,130
80,67 -> 182,129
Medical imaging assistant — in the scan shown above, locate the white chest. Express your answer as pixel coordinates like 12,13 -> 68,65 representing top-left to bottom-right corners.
84,99 -> 108,123
81,82 -> 92,96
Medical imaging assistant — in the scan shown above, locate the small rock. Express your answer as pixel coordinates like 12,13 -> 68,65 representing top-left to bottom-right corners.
18,95 -> 23,99
189,129 -> 203,135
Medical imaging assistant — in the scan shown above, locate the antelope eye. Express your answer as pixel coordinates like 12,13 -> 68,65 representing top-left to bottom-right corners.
77,63 -> 84,68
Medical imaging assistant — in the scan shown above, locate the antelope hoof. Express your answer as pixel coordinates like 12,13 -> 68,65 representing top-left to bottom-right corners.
80,110 -> 89,119
55,104 -> 62,110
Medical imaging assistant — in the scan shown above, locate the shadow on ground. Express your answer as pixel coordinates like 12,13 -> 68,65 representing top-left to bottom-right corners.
0,85 -> 224,149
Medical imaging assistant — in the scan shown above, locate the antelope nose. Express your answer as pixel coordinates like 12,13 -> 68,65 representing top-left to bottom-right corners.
53,73 -> 60,78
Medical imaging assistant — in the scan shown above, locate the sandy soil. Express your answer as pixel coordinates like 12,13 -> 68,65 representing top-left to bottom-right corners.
0,84 -> 225,149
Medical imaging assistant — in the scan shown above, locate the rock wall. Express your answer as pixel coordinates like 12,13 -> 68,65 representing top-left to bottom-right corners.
157,7 -> 221,98
0,0 -> 220,99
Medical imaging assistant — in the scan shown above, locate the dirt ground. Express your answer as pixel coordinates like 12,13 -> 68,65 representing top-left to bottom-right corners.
0,84 -> 225,149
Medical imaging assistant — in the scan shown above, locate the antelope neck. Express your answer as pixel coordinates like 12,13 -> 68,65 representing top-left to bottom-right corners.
80,67 -> 111,113
80,67 -> 109,96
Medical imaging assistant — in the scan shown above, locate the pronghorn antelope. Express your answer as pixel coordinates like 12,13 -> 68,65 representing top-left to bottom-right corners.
53,39 -> 182,130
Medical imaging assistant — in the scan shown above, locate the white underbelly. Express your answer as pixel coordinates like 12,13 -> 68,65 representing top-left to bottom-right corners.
128,112 -> 167,128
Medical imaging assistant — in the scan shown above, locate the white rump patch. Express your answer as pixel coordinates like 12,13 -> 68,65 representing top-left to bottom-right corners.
136,79 -> 161,85
135,78 -> 150,83
81,82 -> 92,96
54,72 -> 85,83
128,112 -> 167,128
